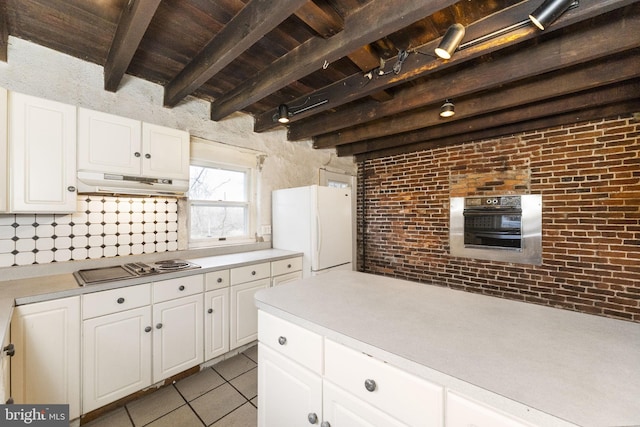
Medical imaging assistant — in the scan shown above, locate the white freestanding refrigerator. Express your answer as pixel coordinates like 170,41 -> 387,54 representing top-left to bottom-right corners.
272,185 -> 352,277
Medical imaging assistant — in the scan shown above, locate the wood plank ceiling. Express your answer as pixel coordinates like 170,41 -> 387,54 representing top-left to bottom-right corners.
3,0 -> 639,161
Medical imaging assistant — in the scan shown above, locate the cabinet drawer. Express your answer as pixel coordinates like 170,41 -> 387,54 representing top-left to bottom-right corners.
271,257 -> 302,277
83,284 -> 151,319
205,269 -> 230,291
230,262 -> 270,285
258,311 -> 323,374
324,339 -> 443,426
153,274 -> 204,303
446,392 -> 534,427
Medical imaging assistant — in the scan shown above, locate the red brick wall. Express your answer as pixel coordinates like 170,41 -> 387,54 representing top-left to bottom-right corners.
357,114 -> 640,322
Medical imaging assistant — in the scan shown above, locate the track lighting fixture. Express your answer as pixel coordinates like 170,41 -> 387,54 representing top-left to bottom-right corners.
529,0 -> 575,30
435,23 -> 465,60
277,104 -> 290,124
440,100 -> 455,118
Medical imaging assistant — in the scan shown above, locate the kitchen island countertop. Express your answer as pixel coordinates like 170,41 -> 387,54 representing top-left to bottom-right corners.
255,270 -> 640,427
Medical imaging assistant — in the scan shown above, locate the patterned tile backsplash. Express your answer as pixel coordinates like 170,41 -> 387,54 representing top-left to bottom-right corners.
0,196 -> 179,267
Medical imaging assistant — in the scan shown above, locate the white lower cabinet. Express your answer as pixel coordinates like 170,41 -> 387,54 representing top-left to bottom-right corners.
1,328 -> 12,404
230,263 -> 271,350
204,288 -> 229,360
258,343 -> 322,427
82,306 -> 152,413
323,380 -> 407,427
11,296 -> 81,419
446,392 -> 535,427
152,293 -> 204,381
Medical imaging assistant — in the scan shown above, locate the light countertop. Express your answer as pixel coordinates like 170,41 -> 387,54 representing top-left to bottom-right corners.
0,248 -> 301,349
255,270 -> 640,427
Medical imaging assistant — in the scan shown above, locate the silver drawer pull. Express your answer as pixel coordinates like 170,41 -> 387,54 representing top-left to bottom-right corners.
321,422 -> 331,427
217,277 -> 223,283
308,413 -> 318,424
287,263 -> 292,268
117,297 -> 125,304
156,323 -> 163,329
207,308 -> 214,314
364,379 -> 377,392
179,285 -> 185,291
144,326 -> 152,333
278,336 -> 287,345
251,270 -> 256,276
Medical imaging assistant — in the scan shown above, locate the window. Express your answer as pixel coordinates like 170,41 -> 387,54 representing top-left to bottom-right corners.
186,137 -> 264,249
188,163 -> 253,246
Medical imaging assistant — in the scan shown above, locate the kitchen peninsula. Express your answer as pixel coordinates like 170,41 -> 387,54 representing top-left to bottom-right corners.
255,270 -> 640,427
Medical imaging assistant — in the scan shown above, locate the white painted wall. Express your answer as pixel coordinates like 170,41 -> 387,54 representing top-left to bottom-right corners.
0,37 -> 356,239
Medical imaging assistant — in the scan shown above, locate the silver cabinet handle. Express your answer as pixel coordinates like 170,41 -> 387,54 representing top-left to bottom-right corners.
308,413 -> 318,424
117,297 -> 125,304
134,152 -> 141,157
251,270 -> 256,276
364,379 -> 377,392
217,277 -> 223,283
145,153 -> 151,159
278,336 -> 287,345
3,343 -> 15,357
321,422 -> 331,427
287,263 -> 292,268
144,326 -> 152,333
67,186 -> 76,192
156,323 -> 163,329
179,285 -> 185,291
207,308 -> 214,314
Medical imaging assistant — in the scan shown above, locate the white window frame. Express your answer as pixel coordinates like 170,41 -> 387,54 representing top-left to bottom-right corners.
187,138 -> 261,249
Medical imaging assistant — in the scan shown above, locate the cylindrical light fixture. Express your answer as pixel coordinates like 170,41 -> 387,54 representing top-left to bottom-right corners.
529,0 -> 574,30
277,104 -> 290,123
440,100 -> 455,118
434,23 -> 465,60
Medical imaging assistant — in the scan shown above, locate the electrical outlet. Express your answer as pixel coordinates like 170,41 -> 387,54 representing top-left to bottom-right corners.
261,225 -> 272,235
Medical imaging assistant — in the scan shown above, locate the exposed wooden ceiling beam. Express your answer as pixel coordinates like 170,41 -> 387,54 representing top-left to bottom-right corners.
293,8 -> 640,142
0,0 -> 7,62
254,0 -> 637,133
163,0 -> 308,107
352,101 -> 640,161
339,80 -> 640,157
209,0 -> 461,121
295,1 -> 343,38
104,0 -> 161,92
295,2 -> 392,102
314,52 -> 640,148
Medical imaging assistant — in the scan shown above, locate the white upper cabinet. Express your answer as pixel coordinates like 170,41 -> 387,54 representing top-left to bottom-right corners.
77,108 -> 142,175
78,107 -> 189,180
0,87 -> 7,212
142,123 -> 190,180
8,92 -> 77,213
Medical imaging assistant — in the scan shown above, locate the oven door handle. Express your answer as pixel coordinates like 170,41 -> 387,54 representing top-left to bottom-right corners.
463,209 -> 522,216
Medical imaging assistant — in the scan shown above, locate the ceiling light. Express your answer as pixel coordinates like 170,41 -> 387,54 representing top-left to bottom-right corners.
434,24 -> 465,60
277,104 -> 290,124
440,100 -> 455,118
529,0 -> 575,30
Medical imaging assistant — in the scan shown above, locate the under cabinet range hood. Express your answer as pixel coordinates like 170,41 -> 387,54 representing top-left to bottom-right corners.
77,171 -> 189,196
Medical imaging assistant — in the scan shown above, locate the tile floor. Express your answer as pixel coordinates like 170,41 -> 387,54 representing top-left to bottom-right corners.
84,346 -> 258,427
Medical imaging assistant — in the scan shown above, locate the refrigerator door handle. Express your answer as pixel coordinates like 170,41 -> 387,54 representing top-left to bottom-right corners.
316,213 -> 322,256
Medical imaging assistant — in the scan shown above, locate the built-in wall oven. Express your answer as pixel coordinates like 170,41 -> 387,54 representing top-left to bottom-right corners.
450,194 -> 542,265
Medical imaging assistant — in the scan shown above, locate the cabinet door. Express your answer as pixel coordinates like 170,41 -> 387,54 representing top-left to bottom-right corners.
77,108 -> 142,175
141,123 -> 189,180
82,306 -> 152,413
230,278 -> 270,349
0,331 -> 11,404
271,271 -> 303,287
0,87 -> 7,212
446,392 -> 535,427
323,381 -> 407,427
9,92 -> 77,212
11,296 -> 81,419
204,288 -> 229,361
152,293 -> 204,381
258,343 -> 322,427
